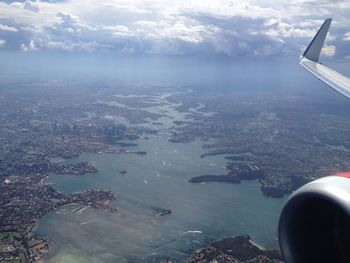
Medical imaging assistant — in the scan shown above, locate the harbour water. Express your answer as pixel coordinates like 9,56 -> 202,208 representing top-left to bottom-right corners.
34,91 -> 287,262
35,133 -> 287,263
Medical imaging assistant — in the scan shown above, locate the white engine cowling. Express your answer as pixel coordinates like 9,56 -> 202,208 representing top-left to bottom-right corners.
278,174 -> 350,263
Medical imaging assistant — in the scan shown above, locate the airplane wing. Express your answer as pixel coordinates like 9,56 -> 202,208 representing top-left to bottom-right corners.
299,18 -> 350,98
279,19 -> 350,263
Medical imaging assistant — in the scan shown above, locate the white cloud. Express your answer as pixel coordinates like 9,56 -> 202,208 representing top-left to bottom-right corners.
46,39 -> 113,52
103,25 -> 134,37
21,40 -> 39,52
0,24 -> 18,32
265,22 -> 316,38
0,39 -> 5,47
0,0 -> 348,57
344,32 -> 350,41
321,44 -> 336,57
103,25 -> 129,32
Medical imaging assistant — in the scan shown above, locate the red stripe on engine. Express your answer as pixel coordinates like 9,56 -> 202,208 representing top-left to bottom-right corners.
332,172 -> 350,179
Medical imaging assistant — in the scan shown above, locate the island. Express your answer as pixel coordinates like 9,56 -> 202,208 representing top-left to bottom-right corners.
152,207 -> 172,217
156,209 -> 172,217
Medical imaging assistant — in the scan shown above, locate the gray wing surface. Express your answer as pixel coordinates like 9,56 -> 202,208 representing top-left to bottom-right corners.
299,18 -> 350,98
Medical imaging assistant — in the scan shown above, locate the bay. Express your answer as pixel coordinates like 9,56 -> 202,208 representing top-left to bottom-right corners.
35,132 -> 287,263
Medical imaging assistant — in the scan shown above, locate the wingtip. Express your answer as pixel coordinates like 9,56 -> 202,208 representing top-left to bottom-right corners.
302,18 -> 332,63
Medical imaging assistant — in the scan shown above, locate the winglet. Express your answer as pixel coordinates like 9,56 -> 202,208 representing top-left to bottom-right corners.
302,18 -> 332,62
299,18 -> 350,99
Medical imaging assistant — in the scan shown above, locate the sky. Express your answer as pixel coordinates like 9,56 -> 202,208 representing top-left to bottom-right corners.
0,0 -> 350,59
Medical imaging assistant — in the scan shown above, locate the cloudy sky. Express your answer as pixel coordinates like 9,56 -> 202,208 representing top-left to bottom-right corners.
0,0 -> 350,58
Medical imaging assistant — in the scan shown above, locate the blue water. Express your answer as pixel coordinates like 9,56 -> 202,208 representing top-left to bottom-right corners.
35,130 -> 287,263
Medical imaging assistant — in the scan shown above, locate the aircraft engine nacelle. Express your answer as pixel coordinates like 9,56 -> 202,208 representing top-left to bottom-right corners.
278,174 -> 350,263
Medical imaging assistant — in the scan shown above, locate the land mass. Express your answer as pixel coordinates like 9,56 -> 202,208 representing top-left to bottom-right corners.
0,84 -> 162,262
168,90 -> 350,197
161,235 -> 283,263
185,235 -> 283,263
189,163 -> 263,184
